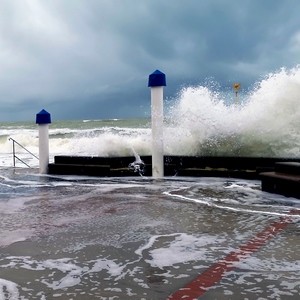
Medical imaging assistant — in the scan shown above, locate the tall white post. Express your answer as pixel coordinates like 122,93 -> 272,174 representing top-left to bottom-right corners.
148,70 -> 166,178
36,109 -> 51,174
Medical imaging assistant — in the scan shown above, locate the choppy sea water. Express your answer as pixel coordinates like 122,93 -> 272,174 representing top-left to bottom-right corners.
1,66 -> 300,299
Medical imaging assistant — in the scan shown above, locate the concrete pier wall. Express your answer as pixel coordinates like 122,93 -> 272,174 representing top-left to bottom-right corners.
48,155 -> 300,179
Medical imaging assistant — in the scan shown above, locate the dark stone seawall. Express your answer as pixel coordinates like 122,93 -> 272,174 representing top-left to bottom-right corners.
48,155 -> 300,179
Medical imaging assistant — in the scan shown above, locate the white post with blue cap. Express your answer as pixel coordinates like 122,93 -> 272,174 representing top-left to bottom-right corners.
148,70 -> 166,178
36,109 -> 51,174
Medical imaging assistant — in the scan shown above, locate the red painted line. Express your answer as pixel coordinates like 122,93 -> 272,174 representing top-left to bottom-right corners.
168,210 -> 299,300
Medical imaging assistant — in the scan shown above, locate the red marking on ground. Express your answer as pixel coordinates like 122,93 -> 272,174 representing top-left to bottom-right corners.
167,210 -> 299,300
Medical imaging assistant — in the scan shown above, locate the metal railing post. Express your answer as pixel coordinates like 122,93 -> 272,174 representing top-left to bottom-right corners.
12,139 -> 15,167
8,137 -> 39,168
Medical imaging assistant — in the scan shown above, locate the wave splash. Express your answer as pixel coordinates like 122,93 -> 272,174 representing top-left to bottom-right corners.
166,66 -> 300,157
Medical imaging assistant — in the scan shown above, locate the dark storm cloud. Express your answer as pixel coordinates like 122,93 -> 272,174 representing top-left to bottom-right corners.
0,0 -> 300,121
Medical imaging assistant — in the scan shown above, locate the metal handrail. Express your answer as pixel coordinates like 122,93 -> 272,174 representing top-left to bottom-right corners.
8,137 -> 39,168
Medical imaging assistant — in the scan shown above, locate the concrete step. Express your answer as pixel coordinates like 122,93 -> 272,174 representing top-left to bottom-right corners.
48,156 -> 300,181
177,168 -> 257,179
48,163 -> 178,177
260,171 -> 300,198
48,163 -> 110,176
275,162 -> 300,175
53,155 -> 152,169
52,155 -> 300,169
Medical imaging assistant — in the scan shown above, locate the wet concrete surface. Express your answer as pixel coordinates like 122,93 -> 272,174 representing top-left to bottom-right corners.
0,171 -> 300,299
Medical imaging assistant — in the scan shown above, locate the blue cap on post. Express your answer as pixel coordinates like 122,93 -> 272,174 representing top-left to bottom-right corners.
36,109 -> 51,124
148,70 -> 166,87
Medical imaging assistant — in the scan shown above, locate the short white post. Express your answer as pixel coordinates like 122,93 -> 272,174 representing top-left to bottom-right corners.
36,109 -> 51,174
148,70 -> 166,178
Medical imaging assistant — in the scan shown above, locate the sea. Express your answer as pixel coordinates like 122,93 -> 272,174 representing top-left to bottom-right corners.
1,66 -> 300,299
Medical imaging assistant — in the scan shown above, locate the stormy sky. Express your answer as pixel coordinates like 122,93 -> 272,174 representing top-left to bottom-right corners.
0,0 -> 300,121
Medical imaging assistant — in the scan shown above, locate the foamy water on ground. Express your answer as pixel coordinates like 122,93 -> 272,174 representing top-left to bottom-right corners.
1,169 -> 300,299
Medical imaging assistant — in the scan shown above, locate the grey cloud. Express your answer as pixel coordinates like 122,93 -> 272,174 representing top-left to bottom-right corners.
0,0 -> 300,121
